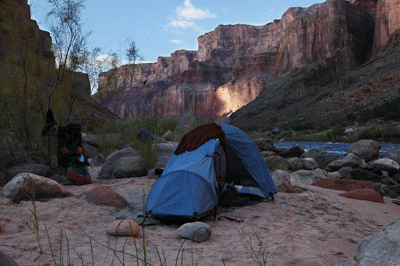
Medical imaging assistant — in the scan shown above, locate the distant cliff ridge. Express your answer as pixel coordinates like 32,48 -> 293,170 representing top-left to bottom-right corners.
101,0 -> 400,125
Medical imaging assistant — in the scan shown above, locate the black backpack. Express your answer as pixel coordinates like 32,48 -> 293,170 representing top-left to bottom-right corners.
57,123 -> 85,169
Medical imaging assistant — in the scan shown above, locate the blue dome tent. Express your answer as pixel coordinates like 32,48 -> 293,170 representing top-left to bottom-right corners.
146,123 -> 277,221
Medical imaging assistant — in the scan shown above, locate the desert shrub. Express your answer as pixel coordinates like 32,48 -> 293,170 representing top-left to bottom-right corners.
382,126 -> 400,142
357,125 -> 382,140
326,124 -> 346,140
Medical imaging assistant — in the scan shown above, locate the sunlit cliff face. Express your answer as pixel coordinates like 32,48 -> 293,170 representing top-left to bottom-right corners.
214,79 -> 263,117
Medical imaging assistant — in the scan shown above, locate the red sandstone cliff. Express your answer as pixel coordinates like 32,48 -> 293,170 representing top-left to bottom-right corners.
373,0 -> 400,55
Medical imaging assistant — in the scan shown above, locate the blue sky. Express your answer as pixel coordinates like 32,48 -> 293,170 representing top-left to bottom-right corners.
29,0 -> 322,63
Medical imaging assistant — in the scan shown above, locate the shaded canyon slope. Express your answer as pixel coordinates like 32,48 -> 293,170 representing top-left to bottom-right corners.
230,0 -> 400,129
101,0 -> 400,127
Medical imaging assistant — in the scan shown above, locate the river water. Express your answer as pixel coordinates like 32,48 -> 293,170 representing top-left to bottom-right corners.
274,141 -> 400,157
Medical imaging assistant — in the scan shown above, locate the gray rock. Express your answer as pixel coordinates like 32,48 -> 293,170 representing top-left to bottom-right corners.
277,144 -> 305,159
350,168 -> 382,182
347,140 -> 380,162
5,164 -> 54,182
260,151 -> 277,158
253,137 -> 277,152
264,156 -> 290,174
354,219 -> 400,265
326,153 -> 366,172
162,130 -> 174,141
173,125 -> 191,138
338,166 -> 353,179
301,148 -> 340,169
112,156 -> 147,178
327,172 -> 342,179
290,169 -> 328,185
100,148 -> 138,176
1,173 -> 73,203
0,251 -> 18,266
368,158 -> 400,174
177,222 -> 212,242
288,157 -> 318,171
177,112 -> 213,126
153,142 -> 179,169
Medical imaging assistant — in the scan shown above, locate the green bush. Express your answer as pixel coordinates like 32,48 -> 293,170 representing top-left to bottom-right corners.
382,126 -> 400,142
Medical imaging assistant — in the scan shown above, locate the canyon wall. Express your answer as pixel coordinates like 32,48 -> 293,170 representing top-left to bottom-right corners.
101,0 -> 399,122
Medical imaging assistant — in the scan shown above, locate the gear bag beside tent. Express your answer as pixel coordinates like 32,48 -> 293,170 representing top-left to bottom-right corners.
146,123 -> 277,221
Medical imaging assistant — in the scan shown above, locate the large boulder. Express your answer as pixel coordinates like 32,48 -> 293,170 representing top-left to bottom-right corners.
80,186 -> 129,208
301,148 -> 340,169
346,140 -> 380,162
253,138 -> 277,152
354,219 -> 400,265
112,156 -> 147,178
100,148 -> 138,178
379,148 -> 400,165
290,169 -> 328,185
1,173 -> 73,203
271,170 -> 296,193
264,156 -> 290,174
325,153 -> 367,172
350,168 -> 382,182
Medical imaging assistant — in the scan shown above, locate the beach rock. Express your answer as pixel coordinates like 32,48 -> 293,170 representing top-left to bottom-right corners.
89,155 -> 105,167
347,140 -> 380,162
260,151 -> 277,158
5,164 -> 54,182
112,156 -> 147,178
162,130 -> 174,141
312,178 -> 379,192
107,219 -> 140,237
339,188 -> 384,203
276,144 -> 305,159
0,251 -> 18,266
81,186 -> 129,208
154,142 -> 179,169
301,148 -> 341,169
288,157 -> 318,171
263,156 -> 290,174
327,172 -> 342,179
338,166 -> 353,179
0,173 -> 73,203
325,153 -> 366,172
354,219 -> 400,265
100,148 -> 138,177
177,222 -> 212,243
290,169 -> 328,185
379,148 -> 400,165
173,125 -> 191,138
368,158 -> 400,174
254,137 -> 277,152
388,184 -> 400,198
272,170 -> 296,193
350,168 -> 382,182
83,133 -> 127,149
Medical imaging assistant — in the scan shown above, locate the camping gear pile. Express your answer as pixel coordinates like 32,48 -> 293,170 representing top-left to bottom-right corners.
146,123 -> 277,222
